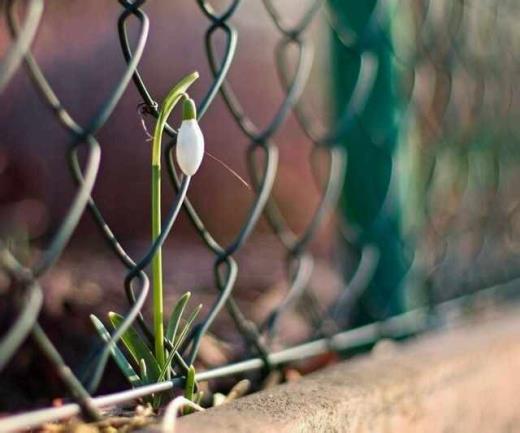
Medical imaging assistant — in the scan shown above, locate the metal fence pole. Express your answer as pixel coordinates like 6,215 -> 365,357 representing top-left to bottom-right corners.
330,1 -> 409,325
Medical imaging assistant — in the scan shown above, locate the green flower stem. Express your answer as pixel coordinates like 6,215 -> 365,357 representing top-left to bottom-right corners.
151,71 -> 199,368
151,165 -> 165,367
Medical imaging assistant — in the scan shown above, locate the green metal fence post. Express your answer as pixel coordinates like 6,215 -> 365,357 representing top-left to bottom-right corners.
330,1 -> 409,325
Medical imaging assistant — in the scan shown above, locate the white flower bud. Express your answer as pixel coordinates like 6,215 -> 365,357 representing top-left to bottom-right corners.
176,99 -> 204,176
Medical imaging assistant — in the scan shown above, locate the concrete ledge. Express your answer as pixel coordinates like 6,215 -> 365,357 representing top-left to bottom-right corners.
173,309 -> 520,433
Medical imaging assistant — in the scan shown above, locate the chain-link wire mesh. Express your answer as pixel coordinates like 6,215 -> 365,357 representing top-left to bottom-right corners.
0,0 -> 519,429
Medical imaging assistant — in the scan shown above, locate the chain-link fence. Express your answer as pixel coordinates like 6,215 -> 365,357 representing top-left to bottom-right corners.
0,0 -> 519,430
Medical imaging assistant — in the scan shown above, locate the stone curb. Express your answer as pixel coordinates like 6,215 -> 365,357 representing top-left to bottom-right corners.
154,308 -> 520,433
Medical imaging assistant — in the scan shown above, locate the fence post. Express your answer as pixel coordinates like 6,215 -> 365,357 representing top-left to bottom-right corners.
330,1 -> 409,325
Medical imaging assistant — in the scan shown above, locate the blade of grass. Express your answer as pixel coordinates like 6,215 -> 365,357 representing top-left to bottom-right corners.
182,365 -> 196,415
165,291 -> 191,343
139,358 -> 156,406
108,312 -> 161,382
139,358 -> 149,386
89,315 -> 141,388
174,304 -> 202,347
158,304 -> 202,382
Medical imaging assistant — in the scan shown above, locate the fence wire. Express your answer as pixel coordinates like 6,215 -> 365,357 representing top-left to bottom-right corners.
0,0 -> 519,430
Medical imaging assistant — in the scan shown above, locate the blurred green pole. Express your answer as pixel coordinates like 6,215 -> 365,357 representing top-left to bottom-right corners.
330,1 -> 409,325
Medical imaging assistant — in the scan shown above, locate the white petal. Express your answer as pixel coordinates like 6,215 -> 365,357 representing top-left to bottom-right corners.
176,119 -> 204,176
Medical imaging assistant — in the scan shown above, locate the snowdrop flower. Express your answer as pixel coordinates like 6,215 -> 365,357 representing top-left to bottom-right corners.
176,97 -> 204,176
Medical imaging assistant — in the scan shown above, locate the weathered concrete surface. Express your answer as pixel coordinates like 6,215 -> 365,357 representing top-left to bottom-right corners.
171,309 -> 520,433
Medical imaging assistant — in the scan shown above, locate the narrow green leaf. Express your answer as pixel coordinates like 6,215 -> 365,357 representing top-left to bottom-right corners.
157,304 -> 202,382
89,314 -> 141,388
139,358 -> 149,386
165,291 -> 191,344
108,312 -> 161,382
174,304 -> 202,347
183,365 -> 196,414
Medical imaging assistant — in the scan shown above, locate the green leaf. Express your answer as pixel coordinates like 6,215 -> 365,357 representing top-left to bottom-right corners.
89,314 -> 141,388
139,358 -> 149,386
139,358 -> 156,406
174,304 -> 202,347
157,304 -> 202,382
108,312 -> 161,382
183,365 -> 197,415
166,291 -> 191,344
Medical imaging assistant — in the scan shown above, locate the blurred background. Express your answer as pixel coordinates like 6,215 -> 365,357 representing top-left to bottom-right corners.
0,0 -> 519,412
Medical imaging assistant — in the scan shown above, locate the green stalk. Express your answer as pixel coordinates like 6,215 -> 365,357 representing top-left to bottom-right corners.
151,71 -> 199,368
151,164 -> 165,367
